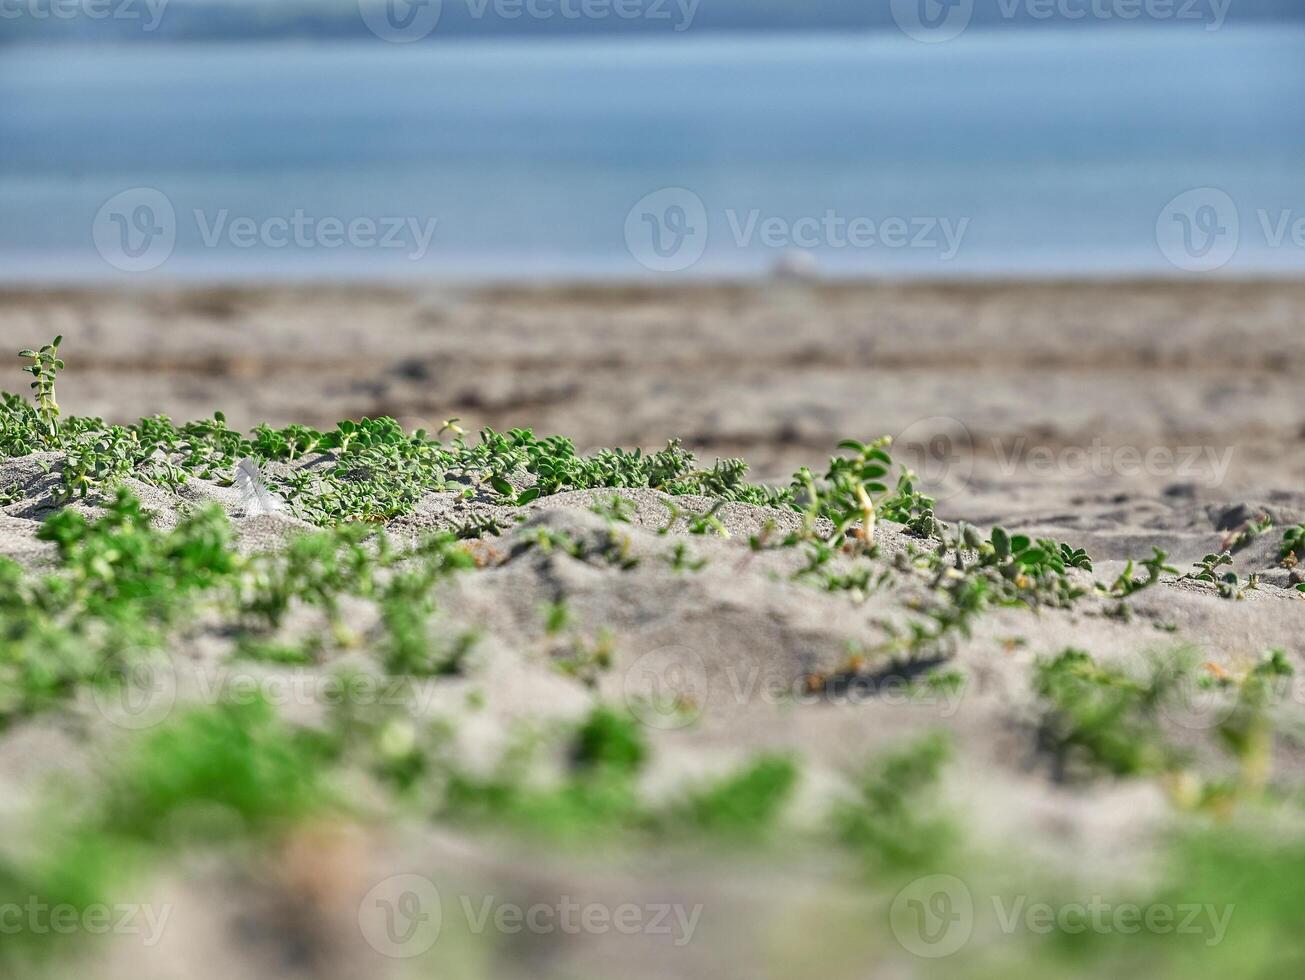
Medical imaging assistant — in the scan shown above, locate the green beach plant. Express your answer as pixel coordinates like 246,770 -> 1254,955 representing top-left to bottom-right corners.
18,335 -> 62,434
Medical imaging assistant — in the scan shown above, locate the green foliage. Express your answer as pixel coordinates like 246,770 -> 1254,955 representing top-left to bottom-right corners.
572,706 -> 648,775
542,600 -> 571,635
1104,548 -> 1179,599
661,755 -> 798,838
1032,649 -> 1181,779
1186,552 -> 1258,599
98,697 -> 336,844
374,537 -> 477,676
434,707 -> 802,847
0,696 -> 339,969
233,634 -> 321,665
988,526 -> 1091,577
589,494 -> 637,524
39,488 -> 237,607
831,732 -> 955,872
1212,650 -> 1293,799
18,335 -> 62,433
14,335 -> 1305,978
0,342 -> 1288,911
685,499 -> 730,537
439,708 -> 647,840
1189,551 -> 1231,581
1224,512 -> 1273,554
1,340 -> 792,523
0,482 -> 478,727
0,492 -> 240,725
665,540 -> 707,572
1281,523 -> 1305,563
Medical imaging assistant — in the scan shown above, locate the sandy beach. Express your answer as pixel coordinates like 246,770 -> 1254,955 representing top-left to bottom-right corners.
2,278 -> 1305,979
4,279 -> 1303,463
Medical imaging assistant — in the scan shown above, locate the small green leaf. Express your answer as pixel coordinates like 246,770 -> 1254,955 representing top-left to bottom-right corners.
1018,548 -> 1047,568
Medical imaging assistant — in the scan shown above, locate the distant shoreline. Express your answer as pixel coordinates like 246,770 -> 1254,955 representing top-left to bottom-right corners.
2,273 -> 1304,293
2,0 -> 1303,47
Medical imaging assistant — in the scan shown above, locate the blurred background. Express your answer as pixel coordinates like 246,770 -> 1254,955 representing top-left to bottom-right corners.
1,1 -> 1304,510
4,10 -> 1305,979
2,0 -> 1304,281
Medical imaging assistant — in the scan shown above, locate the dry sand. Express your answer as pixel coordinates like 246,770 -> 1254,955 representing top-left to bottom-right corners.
1,280 -> 1304,979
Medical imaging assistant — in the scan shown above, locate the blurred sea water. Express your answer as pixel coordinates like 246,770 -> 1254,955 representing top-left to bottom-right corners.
1,26 -> 1303,281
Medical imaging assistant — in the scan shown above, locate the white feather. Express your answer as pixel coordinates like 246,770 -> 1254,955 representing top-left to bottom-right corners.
234,457 -> 284,517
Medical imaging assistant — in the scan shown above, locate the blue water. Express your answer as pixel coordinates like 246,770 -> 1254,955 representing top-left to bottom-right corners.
2,28 -> 1303,281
